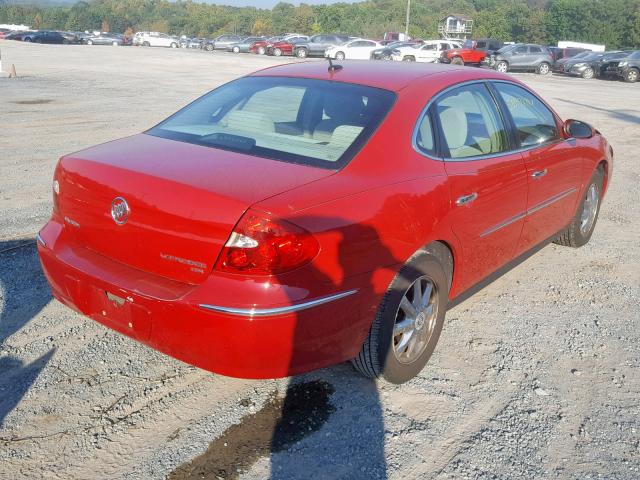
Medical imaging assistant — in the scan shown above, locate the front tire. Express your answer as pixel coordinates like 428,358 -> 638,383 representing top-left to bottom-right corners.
257,46 -> 265,55
403,55 -> 415,62
624,68 -> 639,83
170,42 -> 178,48
496,60 -> 508,73
451,56 -> 464,66
232,46 -> 240,53
205,44 -> 213,51
296,48 -> 307,58
582,67 -> 595,79
87,40 -> 93,45
273,48 -> 282,57
352,244 -> 452,384
555,168 -> 604,248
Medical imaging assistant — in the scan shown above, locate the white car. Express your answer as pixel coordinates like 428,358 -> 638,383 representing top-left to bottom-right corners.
391,40 -> 462,63
133,32 -> 180,48
325,38 -> 382,60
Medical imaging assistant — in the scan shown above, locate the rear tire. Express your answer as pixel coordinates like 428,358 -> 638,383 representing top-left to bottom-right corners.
142,41 -> 150,47
554,168 -> 604,248
537,62 -> 550,75
335,51 -> 345,60
273,48 -> 282,57
205,44 -> 213,51
352,243 -> 452,384
296,48 -> 307,58
112,41 -> 118,46
170,42 -> 178,48
403,55 -> 415,62
257,46 -> 265,55
232,46 -> 240,53
624,68 -> 639,83
87,40 -> 93,45
451,56 -> 464,66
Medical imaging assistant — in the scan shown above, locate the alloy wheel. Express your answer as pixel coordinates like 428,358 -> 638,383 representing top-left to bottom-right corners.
580,183 -> 599,235
538,63 -> 550,75
392,275 -> 439,364
496,61 -> 508,73
627,69 -> 639,82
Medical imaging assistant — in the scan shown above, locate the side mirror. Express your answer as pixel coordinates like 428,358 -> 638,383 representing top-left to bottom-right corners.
564,119 -> 594,139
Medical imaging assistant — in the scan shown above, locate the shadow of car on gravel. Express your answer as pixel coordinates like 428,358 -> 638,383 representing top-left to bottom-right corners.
0,238 -> 54,427
171,214 -> 435,479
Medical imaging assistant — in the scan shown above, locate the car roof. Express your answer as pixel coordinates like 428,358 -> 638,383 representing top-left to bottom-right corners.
250,60 -> 513,92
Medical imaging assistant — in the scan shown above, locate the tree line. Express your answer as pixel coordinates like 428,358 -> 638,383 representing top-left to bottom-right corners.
1,0 -> 639,49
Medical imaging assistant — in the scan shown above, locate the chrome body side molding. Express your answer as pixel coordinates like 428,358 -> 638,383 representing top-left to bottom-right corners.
199,289 -> 358,317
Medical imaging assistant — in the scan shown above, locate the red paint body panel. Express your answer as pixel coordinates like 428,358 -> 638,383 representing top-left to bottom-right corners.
38,62 -> 613,378
442,47 -> 487,64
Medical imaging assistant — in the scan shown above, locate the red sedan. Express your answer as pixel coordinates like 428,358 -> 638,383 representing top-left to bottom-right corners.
38,62 -> 612,383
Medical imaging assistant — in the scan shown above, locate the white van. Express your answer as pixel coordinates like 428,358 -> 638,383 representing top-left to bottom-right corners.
134,32 -> 180,48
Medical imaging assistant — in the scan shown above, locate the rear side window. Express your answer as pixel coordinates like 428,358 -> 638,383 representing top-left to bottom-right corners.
147,76 -> 396,169
530,46 -> 543,53
493,82 -> 559,148
433,84 -> 509,159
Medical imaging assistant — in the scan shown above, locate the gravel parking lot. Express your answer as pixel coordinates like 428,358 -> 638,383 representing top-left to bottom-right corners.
1,42 -> 639,480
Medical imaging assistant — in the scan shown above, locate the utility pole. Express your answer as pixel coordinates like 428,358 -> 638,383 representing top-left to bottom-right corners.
405,0 -> 411,36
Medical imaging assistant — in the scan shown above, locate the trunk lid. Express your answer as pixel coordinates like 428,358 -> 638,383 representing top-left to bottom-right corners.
56,134 -> 333,284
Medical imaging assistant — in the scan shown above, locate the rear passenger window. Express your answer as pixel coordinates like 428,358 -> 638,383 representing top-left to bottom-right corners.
433,84 -> 509,159
415,113 -> 435,154
493,82 -> 559,148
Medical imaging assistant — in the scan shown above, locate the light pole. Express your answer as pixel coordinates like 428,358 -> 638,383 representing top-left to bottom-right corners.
405,0 -> 411,37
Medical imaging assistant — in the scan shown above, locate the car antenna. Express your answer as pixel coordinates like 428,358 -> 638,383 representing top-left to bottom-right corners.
327,57 -> 343,72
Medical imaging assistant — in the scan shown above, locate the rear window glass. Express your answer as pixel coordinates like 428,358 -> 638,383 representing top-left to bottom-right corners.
147,76 -> 396,169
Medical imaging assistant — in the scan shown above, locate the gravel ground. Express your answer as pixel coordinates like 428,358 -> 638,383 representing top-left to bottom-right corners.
0,42 -> 639,480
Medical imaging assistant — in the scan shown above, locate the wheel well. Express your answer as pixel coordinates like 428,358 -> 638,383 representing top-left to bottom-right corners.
424,241 -> 455,294
597,159 -> 609,192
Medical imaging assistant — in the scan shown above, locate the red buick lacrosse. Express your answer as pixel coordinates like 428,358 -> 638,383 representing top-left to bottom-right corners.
38,61 -> 612,383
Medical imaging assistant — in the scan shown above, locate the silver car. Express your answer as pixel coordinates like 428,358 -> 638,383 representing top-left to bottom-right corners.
492,44 -> 554,75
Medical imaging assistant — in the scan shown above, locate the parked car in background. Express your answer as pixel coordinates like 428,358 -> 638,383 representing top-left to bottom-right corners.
370,41 -> 420,60
492,44 -> 554,74
614,50 -> 640,82
552,50 -> 592,73
392,40 -> 462,62
561,51 -> 608,79
325,38 -> 382,60
204,34 -> 242,51
0,28 -> 13,39
85,33 -> 131,46
293,34 -> 351,58
266,35 -> 308,56
227,36 -> 265,53
440,38 -> 503,65
180,37 -> 205,49
3,30 -> 35,41
38,62 -> 612,384
548,46 -> 589,63
595,51 -> 635,79
135,32 -> 180,48
249,36 -> 282,55
22,30 -> 68,44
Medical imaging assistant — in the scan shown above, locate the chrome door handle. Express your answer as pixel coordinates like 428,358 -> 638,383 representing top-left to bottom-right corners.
456,192 -> 478,206
531,169 -> 548,179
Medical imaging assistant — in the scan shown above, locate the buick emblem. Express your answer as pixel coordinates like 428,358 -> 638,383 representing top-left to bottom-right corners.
111,197 -> 130,225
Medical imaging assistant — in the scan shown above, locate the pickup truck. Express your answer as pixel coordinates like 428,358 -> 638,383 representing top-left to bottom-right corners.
440,38 -> 503,65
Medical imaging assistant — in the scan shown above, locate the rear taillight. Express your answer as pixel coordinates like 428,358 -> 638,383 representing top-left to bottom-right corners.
215,209 -> 319,276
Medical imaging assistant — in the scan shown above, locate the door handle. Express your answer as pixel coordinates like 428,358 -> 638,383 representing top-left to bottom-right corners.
456,192 -> 478,206
531,169 -> 548,179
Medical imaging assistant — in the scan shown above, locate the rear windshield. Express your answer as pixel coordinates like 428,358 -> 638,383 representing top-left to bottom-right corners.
147,76 -> 396,169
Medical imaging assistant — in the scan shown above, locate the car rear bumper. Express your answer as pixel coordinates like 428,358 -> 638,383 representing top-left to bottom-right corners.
37,220 -> 371,379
